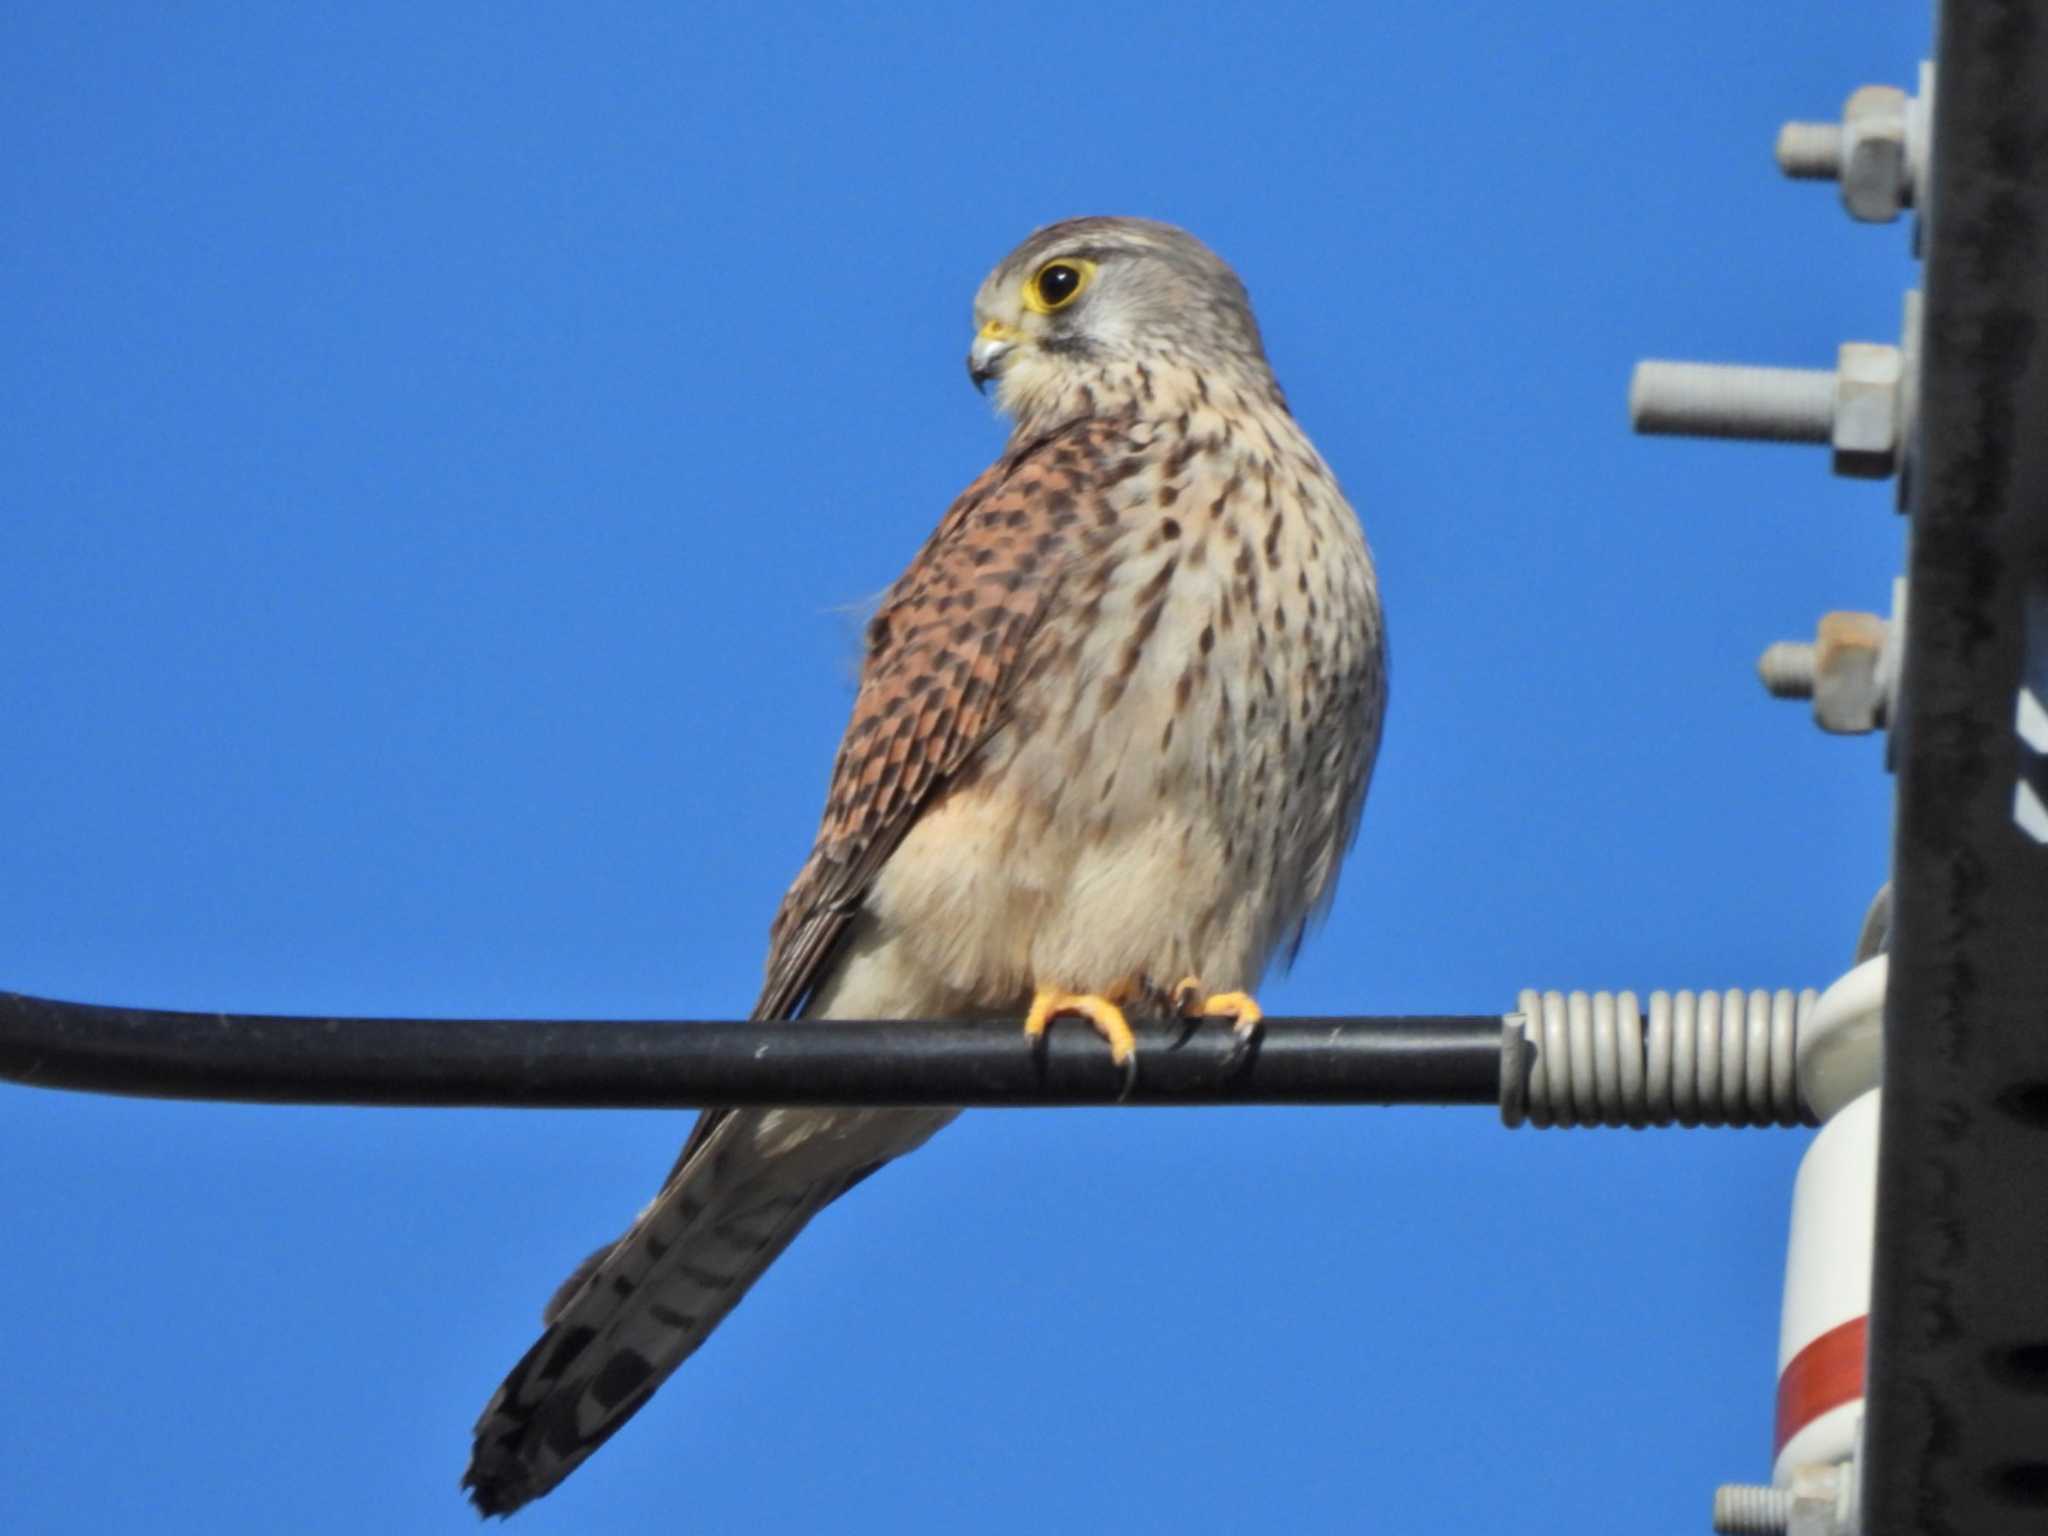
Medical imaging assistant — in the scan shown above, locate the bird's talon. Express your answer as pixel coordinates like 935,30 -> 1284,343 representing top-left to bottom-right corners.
1167,979 -> 1264,1039
1024,987 -> 1138,1081
1201,990 -> 1264,1039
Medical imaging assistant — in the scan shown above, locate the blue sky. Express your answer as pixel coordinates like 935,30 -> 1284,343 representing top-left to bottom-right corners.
1,5 -> 1928,1531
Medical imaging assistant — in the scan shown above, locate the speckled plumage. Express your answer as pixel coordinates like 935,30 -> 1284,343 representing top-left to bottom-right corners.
464,217 -> 1385,1516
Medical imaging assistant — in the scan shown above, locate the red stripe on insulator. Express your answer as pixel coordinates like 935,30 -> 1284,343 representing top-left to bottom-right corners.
1774,1314 -> 1867,1456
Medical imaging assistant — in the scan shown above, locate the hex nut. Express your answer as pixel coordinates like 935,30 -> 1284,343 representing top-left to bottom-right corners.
1839,84 -> 1910,221
1786,1461 -> 1850,1536
1831,343 -> 1902,479
1812,611 -> 1889,733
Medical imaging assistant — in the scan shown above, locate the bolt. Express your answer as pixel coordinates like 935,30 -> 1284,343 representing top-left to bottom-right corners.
1759,642 -> 1817,698
1629,346 -> 1903,479
1629,362 -> 1834,443
1775,122 -> 1843,180
1715,1483 -> 1794,1534
1760,614 -> 1890,734
1776,82 -> 1919,222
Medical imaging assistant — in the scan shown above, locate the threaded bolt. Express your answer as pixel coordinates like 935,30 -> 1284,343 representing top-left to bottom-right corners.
1629,362 -> 1836,443
1714,1482 -> 1795,1534
1759,642 -> 1818,699
1777,121 -> 1844,179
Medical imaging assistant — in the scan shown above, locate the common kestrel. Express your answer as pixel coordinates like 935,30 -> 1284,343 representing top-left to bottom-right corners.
464,216 -> 1386,1515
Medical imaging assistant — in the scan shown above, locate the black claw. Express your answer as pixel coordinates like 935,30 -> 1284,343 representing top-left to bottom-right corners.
1220,1018 -> 1263,1075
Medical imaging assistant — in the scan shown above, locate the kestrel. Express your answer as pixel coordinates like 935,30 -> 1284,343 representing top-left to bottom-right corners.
464,216 -> 1386,1515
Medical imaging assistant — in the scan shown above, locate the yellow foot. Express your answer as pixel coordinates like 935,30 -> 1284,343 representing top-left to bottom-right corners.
1171,977 -> 1266,1040
1025,987 -> 1137,1063
1025,987 -> 1139,1094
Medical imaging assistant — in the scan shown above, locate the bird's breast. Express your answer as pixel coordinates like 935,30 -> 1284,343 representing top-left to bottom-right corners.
869,403 -> 1385,1006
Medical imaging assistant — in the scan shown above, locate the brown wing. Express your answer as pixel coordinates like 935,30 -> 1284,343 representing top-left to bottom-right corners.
750,413 -> 1116,1024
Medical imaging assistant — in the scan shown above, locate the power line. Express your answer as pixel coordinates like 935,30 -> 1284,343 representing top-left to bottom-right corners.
0,989 -> 1505,1109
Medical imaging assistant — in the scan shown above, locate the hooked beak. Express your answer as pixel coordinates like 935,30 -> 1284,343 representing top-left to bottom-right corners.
967,322 -> 1020,394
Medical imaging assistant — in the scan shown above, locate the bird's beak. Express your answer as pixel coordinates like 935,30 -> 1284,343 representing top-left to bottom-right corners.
967,321 -> 1020,394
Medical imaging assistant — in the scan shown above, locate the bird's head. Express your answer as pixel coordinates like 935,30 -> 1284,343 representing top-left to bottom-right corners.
968,217 -> 1273,428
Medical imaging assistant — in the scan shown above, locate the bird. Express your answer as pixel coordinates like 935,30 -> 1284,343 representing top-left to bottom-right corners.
463,215 -> 1387,1516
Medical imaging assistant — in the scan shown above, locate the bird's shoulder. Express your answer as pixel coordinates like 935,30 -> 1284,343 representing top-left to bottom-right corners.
876,413 -> 1148,610
821,417 -> 1135,830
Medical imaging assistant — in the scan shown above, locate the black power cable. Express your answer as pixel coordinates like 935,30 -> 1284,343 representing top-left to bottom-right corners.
0,990 -> 1510,1109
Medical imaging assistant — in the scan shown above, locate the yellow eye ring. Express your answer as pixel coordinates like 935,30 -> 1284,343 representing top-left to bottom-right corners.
1022,258 -> 1097,314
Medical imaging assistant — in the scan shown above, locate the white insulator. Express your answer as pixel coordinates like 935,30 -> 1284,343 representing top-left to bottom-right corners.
1506,989 -> 1818,1129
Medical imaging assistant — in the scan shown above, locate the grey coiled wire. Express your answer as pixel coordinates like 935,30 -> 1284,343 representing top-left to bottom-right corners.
1504,989 -> 1820,1128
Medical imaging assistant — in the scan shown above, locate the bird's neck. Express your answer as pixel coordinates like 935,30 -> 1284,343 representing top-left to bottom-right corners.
1004,352 -> 1289,446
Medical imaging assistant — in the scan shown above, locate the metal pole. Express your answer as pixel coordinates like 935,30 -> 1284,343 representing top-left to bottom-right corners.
1865,3 -> 2048,1529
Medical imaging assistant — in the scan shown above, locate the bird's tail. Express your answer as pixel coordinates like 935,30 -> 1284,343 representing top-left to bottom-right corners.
463,1106 -> 944,1517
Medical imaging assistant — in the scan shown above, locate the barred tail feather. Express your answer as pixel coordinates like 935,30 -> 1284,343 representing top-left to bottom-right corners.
464,1115 -> 861,1517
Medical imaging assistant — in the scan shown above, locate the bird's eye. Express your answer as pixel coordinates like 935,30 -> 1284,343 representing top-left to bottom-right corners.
1036,264 -> 1082,307
1024,259 -> 1095,314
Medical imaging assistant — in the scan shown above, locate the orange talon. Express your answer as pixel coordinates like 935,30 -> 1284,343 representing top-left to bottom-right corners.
1024,986 -> 1138,1065
1201,990 -> 1264,1038
1171,978 -> 1265,1039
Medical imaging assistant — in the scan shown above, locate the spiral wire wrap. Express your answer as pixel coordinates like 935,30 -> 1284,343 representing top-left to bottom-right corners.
1505,989 -> 1820,1128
